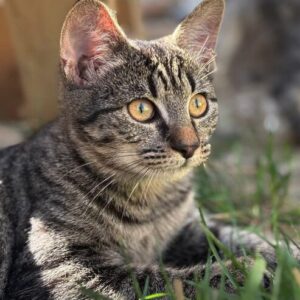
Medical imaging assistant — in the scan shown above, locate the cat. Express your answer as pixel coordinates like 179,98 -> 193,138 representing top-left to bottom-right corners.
0,0 -> 298,299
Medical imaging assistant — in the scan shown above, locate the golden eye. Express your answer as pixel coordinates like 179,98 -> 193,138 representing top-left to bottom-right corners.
189,94 -> 208,118
128,99 -> 155,122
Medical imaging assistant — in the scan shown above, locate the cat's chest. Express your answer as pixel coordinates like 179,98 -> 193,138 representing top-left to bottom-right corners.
116,194 -> 195,264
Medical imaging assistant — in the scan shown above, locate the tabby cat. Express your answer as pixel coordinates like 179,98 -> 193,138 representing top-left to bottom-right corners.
0,0 -> 296,299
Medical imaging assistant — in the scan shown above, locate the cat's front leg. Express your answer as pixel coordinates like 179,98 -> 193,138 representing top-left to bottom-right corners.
217,226 -> 300,269
162,214 -> 299,280
42,256 -> 250,299
162,217 -> 216,268
9,245 -> 247,299
92,258 -> 252,298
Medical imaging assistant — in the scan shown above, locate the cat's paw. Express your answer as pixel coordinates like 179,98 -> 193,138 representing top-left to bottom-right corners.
209,257 -> 272,293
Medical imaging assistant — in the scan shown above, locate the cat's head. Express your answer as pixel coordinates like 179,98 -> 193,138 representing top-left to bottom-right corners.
60,0 -> 224,180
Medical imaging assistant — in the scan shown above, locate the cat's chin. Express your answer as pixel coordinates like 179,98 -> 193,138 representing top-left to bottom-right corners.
152,159 -> 205,178
145,166 -> 194,184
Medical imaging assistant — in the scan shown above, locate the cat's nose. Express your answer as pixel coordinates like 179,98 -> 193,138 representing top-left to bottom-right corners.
169,126 -> 200,159
170,141 -> 199,159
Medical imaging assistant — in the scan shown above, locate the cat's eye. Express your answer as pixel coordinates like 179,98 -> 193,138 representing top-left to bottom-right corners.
189,94 -> 208,118
128,99 -> 155,122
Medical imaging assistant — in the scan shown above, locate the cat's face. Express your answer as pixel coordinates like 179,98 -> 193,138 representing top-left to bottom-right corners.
60,0 -> 224,179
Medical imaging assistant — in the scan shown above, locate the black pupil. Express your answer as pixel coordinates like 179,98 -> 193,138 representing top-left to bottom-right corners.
139,103 -> 145,114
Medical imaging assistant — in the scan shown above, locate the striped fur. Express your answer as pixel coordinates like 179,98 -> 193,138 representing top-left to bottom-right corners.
1,0 -> 294,299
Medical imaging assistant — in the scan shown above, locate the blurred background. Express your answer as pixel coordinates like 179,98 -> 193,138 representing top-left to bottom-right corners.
0,0 -> 300,233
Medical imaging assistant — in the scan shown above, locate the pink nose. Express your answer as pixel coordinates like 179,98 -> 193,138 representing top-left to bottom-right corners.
169,127 -> 200,159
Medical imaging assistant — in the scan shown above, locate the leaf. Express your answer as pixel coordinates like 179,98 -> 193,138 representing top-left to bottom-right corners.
142,293 -> 168,299
292,268 -> 300,287
240,257 -> 267,300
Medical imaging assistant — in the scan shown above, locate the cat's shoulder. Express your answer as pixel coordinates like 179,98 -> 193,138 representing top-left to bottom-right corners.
0,121 -> 59,173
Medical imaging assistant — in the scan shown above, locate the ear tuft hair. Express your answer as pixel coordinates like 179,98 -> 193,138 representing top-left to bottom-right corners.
173,0 -> 225,62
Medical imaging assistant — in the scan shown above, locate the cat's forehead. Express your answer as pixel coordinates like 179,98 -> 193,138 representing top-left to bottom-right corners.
134,40 -> 191,67
131,39 -> 213,88
129,40 -> 214,97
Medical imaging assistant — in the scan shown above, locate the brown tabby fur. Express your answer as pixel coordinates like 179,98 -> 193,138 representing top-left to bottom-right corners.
1,1 -> 299,299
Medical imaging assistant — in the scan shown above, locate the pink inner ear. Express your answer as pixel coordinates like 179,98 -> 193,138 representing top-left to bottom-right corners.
84,6 -> 119,58
98,6 -> 118,37
65,8 -> 112,61
187,18 -> 219,54
61,3 -> 122,84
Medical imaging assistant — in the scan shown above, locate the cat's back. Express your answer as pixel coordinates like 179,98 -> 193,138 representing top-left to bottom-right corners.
0,139 -> 29,207
0,123 -> 58,298
0,140 -> 26,224
0,143 -> 25,297
0,122 -> 61,234
0,121 -> 60,190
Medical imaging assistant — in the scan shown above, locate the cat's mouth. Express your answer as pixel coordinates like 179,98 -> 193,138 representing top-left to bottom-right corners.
142,143 -> 211,171
181,143 -> 211,168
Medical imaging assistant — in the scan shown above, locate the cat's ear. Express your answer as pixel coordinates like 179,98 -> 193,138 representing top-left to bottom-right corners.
60,0 -> 126,85
172,0 -> 225,62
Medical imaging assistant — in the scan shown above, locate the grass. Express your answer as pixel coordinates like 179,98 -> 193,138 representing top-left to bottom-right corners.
84,133 -> 300,299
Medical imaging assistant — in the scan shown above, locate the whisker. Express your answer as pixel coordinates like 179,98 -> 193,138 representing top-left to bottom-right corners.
141,169 -> 156,202
199,67 -> 217,82
81,172 -> 117,218
92,177 -> 118,223
120,181 -> 140,221
81,158 -> 146,219
94,165 -> 150,221
199,54 -> 217,74
115,154 -> 139,159
120,166 -> 150,222
199,35 -> 210,58
58,161 -> 96,181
